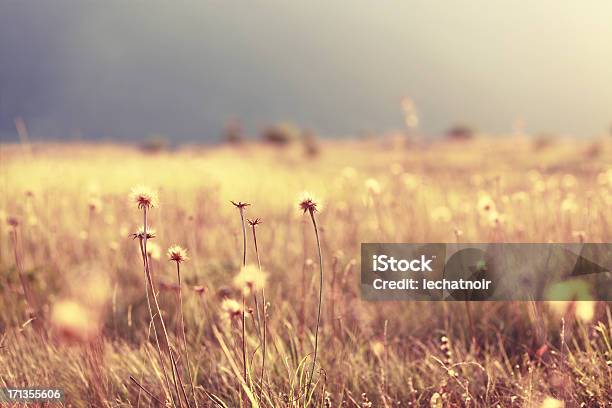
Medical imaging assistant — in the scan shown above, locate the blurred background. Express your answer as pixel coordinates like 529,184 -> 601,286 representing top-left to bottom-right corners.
1,0 -> 611,142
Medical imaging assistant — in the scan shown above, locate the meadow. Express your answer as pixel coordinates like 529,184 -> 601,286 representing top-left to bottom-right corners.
0,136 -> 611,407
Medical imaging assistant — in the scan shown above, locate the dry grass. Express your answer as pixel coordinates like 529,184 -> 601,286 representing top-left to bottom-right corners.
0,136 -> 611,407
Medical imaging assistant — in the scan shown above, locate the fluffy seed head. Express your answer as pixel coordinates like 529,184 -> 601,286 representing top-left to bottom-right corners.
298,191 -> 320,214
233,264 -> 268,295
130,186 -> 158,210
51,299 -> 99,343
167,245 -> 189,263
221,298 -> 243,320
146,241 -> 161,260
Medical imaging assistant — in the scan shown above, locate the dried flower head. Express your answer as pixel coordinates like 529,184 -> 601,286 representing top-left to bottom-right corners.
230,200 -> 250,209
167,245 -> 189,263
247,217 -> 262,227
131,227 -> 156,240
233,264 -> 267,295
130,186 -> 158,210
298,191 -> 320,214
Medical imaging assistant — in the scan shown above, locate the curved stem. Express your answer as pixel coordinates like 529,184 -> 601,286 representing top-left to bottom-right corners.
177,262 -> 199,407
305,210 -> 323,403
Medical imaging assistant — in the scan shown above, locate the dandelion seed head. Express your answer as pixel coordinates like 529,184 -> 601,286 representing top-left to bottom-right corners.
233,264 -> 267,295
130,186 -> 158,210
365,178 -> 381,195
167,245 -> 188,263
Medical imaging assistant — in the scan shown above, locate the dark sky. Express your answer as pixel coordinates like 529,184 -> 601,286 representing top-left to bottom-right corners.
1,0 -> 611,141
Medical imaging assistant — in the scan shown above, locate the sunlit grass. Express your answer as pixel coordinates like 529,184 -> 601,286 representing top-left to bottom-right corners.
0,136 -> 610,407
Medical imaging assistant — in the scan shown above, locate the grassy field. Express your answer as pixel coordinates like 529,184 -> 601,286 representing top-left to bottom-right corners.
0,136 -> 611,407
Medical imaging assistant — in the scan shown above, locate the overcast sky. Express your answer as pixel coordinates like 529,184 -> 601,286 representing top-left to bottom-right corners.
1,0 -> 611,141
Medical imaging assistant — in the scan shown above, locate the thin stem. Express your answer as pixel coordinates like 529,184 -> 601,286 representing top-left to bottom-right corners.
143,207 -> 187,408
252,224 -> 267,404
177,262 -> 199,407
130,375 -> 165,406
140,239 -> 176,406
306,209 -> 323,403
239,207 -> 248,406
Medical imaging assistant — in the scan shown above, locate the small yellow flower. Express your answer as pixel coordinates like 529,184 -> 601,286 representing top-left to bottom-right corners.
130,186 -> 158,209
167,245 -> 189,263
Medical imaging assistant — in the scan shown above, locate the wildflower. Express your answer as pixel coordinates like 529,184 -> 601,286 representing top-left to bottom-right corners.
88,196 -> 103,213
130,186 -> 158,209
6,215 -> 19,228
561,195 -> 578,214
365,178 -> 381,195
298,191 -> 320,214
539,397 -> 564,408
167,245 -> 188,264
51,300 -> 99,343
131,227 -> 156,240
233,264 -> 268,295
146,241 -> 161,260
230,200 -> 250,209
193,285 -> 207,296
221,298 -> 243,320
247,217 -> 262,227
477,193 -> 496,213
431,206 -> 452,222
370,340 -> 384,358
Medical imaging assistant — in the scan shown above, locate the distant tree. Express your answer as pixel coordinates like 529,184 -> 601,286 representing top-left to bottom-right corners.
140,134 -> 168,153
223,118 -> 244,144
446,123 -> 474,140
261,122 -> 299,145
301,129 -> 320,157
